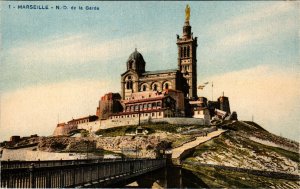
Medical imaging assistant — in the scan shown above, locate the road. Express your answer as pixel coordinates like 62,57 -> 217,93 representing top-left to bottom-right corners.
172,129 -> 226,159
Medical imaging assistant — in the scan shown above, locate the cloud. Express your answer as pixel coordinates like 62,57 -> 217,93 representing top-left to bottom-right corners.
5,32 -> 170,65
0,79 -> 119,141
210,2 -> 296,34
198,65 -> 300,141
202,2 -> 297,55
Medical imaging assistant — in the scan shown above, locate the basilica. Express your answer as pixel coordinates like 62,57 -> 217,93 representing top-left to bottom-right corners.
121,13 -> 197,101
53,6 -> 233,136
98,5 -> 199,120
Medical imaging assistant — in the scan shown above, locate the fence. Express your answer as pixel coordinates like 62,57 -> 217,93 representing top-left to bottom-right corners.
1,158 -> 166,188
1,158 -> 129,169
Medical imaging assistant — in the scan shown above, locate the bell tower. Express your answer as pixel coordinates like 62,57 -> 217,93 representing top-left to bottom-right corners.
177,5 -> 198,99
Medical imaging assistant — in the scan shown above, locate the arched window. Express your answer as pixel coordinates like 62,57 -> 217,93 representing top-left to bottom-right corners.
187,46 -> 190,57
142,85 -> 147,91
153,84 -> 157,91
128,61 -> 133,69
184,47 -> 187,57
165,83 -> 169,89
180,47 -> 183,58
126,80 -> 133,89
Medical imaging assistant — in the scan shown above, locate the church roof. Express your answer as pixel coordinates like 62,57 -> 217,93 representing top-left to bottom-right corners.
127,48 -> 145,64
142,69 -> 178,75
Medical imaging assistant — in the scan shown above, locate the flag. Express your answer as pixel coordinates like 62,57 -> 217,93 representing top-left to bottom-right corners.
204,82 -> 209,85
198,85 -> 205,90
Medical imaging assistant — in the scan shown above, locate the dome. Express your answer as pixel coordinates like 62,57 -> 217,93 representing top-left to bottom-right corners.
127,48 -> 145,64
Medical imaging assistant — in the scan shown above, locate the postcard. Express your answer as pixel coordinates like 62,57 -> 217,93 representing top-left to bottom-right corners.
0,1 -> 299,188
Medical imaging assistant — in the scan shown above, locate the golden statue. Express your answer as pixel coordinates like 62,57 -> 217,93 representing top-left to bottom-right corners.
185,4 -> 190,21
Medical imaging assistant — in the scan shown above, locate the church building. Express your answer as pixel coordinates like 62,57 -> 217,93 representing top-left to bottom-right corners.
53,5 -> 224,136
121,5 -> 198,101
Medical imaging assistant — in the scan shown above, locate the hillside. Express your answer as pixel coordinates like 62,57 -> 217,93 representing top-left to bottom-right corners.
1,120 -> 299,188
182,121 -> 300,188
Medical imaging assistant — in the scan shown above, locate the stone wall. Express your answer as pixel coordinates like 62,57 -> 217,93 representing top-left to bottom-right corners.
151,117 -> 204,125
53,124 -> 77,136
56,117 -> 205,135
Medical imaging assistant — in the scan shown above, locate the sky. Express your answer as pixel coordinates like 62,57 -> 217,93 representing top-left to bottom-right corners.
0,1 -> 299,141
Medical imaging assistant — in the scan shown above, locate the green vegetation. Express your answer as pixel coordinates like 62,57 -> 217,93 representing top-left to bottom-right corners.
243,121 -> 267,131
190,131 -> 299,164
80,130 -> 89,137
183,163 -> 298,188
68,129 -> 87,136
95,125 -> 136,136
171,135 -> 195,148
95,122 -> 207,137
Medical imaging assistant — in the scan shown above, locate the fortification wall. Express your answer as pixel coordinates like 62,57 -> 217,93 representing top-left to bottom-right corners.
53,124 -> 77,136
151,117 -> 204,125
54,117 -> 205,135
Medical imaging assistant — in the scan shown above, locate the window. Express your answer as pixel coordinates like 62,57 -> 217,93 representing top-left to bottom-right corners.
152,102 -> 156,108
157,102 -> 161,107
152,113 -> 155,116
142,85 -> 147,91
165,83 -> 169,89
187,46 -> 190,57
148,103 -> 152,108
153,84 -> 157,91
126,80 -> 133,89
143,104 -> 147,109
128,61 -> 133,69
180,47 -> 183,57
184,47 -> 187,57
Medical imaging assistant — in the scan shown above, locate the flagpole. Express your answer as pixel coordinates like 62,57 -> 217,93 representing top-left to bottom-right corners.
212,82 -> 214,101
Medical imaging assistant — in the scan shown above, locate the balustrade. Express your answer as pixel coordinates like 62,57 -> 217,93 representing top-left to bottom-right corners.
1,159 -> 166,188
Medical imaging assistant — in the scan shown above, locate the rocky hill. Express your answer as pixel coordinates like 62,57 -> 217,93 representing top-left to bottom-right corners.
1,120 -> 299,188
182,121 -> 299,188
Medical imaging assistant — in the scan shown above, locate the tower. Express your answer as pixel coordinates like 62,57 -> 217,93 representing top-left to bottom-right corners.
177,5 -> 198,99
121,49 -> 146,100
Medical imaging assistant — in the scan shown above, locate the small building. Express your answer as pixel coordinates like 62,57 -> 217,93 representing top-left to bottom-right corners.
10,136 -> 21,144
189,98 -> 210,125
53,115 -> 98,136
218,95 -> 231,113
109,94 -> 176,121
96,93 -> 123,119
67,115 -> 98,126
135,126 -> 148,135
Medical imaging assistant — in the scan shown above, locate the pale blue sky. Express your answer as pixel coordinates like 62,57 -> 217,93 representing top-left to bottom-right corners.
0,1 -> 299,141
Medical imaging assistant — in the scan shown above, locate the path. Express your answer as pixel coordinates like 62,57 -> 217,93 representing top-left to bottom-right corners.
172,129 -> 226,159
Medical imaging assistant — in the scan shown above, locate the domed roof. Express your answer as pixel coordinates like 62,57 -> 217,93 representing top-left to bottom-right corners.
127,48 -> 145,64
